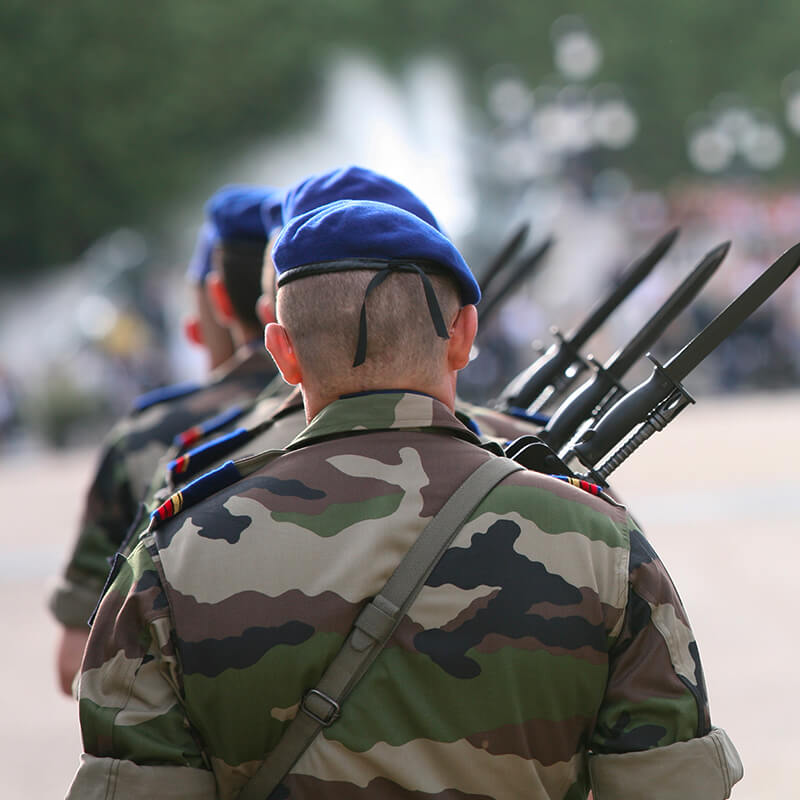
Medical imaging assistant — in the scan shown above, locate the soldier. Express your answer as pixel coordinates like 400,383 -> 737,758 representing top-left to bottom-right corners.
67,199 -> 741,799
136,165 -> 542,522
91,165 -> 467,568
50,184 -> 285,695
282,165 -> 551,441
165,165 -> 546,484
182,222 -> 237,372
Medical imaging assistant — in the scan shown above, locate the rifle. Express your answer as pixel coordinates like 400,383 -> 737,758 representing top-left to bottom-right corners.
495,227 -> 680,415
538,241 -> 730,453
479,221 -> 530,297
561,241 -> 800,485
478,236 -> 554,328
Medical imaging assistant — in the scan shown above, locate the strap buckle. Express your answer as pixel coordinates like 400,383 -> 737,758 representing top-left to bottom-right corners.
301,689 -> 340,726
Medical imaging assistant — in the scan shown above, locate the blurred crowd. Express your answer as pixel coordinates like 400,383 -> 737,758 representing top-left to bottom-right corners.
462,180 -> 800,404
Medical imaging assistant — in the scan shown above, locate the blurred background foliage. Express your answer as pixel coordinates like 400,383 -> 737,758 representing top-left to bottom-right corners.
3,1 -> 800,447
4,0 -> 800,273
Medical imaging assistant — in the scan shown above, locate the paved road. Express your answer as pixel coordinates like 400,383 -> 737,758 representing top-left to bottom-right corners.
2,390 -> 797,798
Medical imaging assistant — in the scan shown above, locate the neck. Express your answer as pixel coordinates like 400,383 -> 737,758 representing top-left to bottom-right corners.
301,373 -> 457,423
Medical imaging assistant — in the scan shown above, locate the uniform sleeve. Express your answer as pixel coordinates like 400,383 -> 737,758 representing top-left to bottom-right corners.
66,539 -> 215,800
588,525 -> 742,798
49,433 -> 147,628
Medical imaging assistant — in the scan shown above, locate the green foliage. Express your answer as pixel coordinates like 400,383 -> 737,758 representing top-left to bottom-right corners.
3,0 -> 799,273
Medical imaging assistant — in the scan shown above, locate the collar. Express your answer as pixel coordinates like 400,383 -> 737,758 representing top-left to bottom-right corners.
286,391 -> 481,450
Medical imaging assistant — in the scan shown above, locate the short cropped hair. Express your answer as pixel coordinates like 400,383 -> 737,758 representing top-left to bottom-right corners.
277,267 -> 461,395
213,238 -> 266,330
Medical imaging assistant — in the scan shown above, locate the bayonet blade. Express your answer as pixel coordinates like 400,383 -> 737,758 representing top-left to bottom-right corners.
607,240 -> 730,378
479,222 -> 530,296
479,236 -> 554,326
664,241 -> 800,382
539,240 -> 729,452
496,227 -> 679,411
568,240 -> 800,472
568,226 -> 680,350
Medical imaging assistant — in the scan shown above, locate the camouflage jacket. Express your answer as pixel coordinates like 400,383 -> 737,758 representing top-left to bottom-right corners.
116,392 -> 542,562
68,391 -> 741,800
49,345 -> 285,628
115,389 -> 309,560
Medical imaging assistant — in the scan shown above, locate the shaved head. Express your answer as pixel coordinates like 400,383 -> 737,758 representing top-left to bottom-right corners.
276,268 -> 461,398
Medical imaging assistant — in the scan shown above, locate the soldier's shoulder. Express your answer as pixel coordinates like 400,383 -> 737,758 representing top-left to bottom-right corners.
131,380 -> 204,414
485,464 -> 631,543
148,448 -> 286,533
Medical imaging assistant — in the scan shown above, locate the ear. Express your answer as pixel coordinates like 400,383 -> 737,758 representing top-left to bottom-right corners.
256,293 -> 276,326
206,271 -> 236,324
183,315 -> 204,347
265,322 -> 302,385
446,304 -> 478,371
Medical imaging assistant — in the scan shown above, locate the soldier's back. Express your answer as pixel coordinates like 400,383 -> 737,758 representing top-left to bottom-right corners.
131,393 -> 641,798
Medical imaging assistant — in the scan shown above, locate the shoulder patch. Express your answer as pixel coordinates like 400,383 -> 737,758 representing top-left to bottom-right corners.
168,427 -> 250,485
148,460 -> 243,530
167,404 -> 293,487
172,403 -> 247,450
132,380 -> 203,413
552,474 -> 604,496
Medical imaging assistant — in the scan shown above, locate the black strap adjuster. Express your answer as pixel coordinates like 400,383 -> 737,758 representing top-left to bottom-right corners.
301,689 -> 340,726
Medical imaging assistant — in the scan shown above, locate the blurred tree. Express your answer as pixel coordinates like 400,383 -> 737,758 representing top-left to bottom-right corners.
2,0 -> 799,273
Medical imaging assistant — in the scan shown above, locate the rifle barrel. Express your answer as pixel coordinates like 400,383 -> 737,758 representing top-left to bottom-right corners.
568,227 -> 679,350
608,241 -> 729,378
479,237 -> 554,327
479,222 -> 530,297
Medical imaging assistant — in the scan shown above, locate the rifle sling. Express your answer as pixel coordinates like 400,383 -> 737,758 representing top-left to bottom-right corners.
238,455 -> 523,800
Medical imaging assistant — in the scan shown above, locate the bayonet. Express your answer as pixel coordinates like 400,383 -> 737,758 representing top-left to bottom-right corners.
478,236 -> 554,327
540,241 -> 730,452
479,221 -> 530,297
567,241 -> 800,482
496,227 -> 680,414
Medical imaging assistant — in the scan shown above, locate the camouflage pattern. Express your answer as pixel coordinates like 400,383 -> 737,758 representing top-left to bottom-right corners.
162,387 -> 305,494
113,392 -> 542,564
160,392 -> 539,500
114,389 -> 308,561
68,391 -> 735,800
49,346 -> 283,628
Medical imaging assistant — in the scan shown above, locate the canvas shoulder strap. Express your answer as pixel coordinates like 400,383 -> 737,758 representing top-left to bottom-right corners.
238,455 -> 523,800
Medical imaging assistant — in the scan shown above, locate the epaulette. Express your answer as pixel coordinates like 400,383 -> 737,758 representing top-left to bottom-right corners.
132,380 -> 203,413
148,460 -> 243,530
172,403 -> 247,449
166,402 -> 298,487
168,427 -> 250,485
150,446 -> 287,531
552,474 -> 604,496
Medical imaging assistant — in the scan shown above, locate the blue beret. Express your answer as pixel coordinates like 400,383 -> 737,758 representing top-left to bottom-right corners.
281,165 -> 441,232
185,222 -> 219,284
273,199 -> 480,305
206,185 -> 279,242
